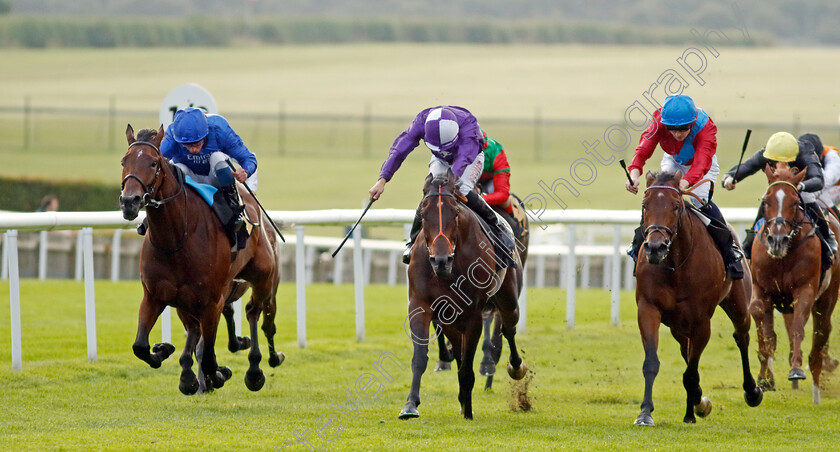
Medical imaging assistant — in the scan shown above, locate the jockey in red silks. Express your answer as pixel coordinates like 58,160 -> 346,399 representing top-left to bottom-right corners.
477,129 -> 513,214
625,94 -> 744,280
368,106 -> 515,268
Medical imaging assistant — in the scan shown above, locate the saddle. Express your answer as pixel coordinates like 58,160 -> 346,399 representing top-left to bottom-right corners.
183,172 -> 252,249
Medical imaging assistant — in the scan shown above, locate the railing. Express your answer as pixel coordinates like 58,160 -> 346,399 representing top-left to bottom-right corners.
0,208 -> 757,370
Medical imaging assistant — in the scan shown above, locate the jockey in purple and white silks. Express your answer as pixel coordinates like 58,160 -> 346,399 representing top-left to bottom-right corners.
157,107 -> 258,252
369,106 -> 515,268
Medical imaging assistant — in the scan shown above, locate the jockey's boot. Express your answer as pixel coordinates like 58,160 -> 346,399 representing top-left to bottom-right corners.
701,203 -> 744,280
465,191 -> 516,269
137,217 -> 148,236
626,225 -> 644,277
402,204 -> 422,265
220,183 -> 247,252
742,229 -> 756,260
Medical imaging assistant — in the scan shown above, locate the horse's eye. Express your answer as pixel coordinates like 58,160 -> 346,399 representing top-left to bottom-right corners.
150,161 -> 157,169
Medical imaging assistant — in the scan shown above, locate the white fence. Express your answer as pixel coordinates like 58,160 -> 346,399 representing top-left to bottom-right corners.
0,208 -> 757,370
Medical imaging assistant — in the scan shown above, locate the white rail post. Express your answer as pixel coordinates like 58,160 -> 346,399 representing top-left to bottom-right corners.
333,247 -> 344,285
233,299 -> 242,337
387,250 -> 398,286
82,228 -> 97,362
363,249 -> 373,285
536,254 -> 546,288
296,225 -> 306,348
581,227 -> 593,289
38,230 -> 48,280
161,306 -> 171,344
353,226 -> 365,342
110,229 -> 122,282
566,224 -> 576,329
74,231 -> 83,281
611,225 -> 622,326
7,231 -> 22,370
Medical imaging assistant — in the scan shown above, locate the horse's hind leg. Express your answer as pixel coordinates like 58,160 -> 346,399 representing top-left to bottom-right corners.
259,291 -> 286,369
809,295 -> 837,404
132,296 -> 175,369
222,300 -> 251,353
434,321 -> 454,371
750,296 -> 777,391
242,296 -> 266,391
176,311 -> 202,395
719,291 -> 763,407
677,325 -> 711,424
479,308 -> 497,377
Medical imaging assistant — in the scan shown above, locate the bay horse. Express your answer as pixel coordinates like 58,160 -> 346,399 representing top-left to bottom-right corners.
119,125 -> 284,394
749,162 -> 840,403
400,170 -> 528,420
634,171 -> 762,426
434,192 -> 530,392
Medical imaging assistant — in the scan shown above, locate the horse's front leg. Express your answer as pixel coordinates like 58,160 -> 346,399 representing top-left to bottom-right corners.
434,320 -> 454,371
479,308 -> 497,377
634,301 -> 661,426
458,326 -> 482,420
176,310 -> 202,395
786,288 -> 815,386
222,301 -> 251,353
719,287 -> 763,407
750,293 -> 776,391
399,305 -> 432,419
132,295 -> 175,369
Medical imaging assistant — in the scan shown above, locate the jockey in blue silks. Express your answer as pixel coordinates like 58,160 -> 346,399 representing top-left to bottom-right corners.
156,107 -> 258,252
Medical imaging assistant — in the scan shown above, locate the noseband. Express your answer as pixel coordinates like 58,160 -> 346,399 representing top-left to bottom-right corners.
423,184 -> 456,258
121,141 -> 183,208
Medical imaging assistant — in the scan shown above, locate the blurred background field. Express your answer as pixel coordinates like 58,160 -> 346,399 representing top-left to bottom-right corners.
2,44 -> 840,219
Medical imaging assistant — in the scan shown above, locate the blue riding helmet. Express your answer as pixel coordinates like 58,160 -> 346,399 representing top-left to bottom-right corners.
172,107 -> 209,144
660,95 -> 697,127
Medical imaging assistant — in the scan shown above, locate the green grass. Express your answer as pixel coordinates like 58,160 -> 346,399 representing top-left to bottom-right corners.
1,281 -> 840,450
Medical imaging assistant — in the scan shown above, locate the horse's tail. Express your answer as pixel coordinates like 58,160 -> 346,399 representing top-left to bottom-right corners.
510,192 -> 530,265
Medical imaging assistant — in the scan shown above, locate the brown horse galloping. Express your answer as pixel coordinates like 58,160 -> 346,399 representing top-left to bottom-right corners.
119,125 -> 284,394
400,170 -> 528,420
749,163 -> 840,403
634,171 -> 762,426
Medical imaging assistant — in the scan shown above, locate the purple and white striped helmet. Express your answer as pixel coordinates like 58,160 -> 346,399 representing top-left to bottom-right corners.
424,107 -> 459,152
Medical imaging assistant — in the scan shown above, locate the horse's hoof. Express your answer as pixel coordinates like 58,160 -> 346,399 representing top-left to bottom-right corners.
479,360 -> 496,377
269,351 -> 285,368
398,404 -> 419,419
208,370 -> 225,389
788,368 -> 807,381
683,416 -> 697,424
507,361 -> 528,380
823,356 -> 839,373
745,386 -> 763,407
152,343 -> 176,359
694,397 -> 712,418
484,375 -> 495,392
228,336 -> 251,353
217,366 -> 233,382
179,374 -> 199,396
245,369 -> 265,391
757,377 -> 776,391
435,361 -> 451,372
633,413 -> 654,426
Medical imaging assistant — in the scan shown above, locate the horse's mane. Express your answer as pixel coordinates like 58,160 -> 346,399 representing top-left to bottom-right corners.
651,171 -> 680,186
136,128 -> 159,143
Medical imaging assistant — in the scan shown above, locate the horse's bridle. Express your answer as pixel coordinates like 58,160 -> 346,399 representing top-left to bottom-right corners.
643,184 -> 685,246
760,180 -> 809,243
121,141 -> 184,209
423,184 -> 456,258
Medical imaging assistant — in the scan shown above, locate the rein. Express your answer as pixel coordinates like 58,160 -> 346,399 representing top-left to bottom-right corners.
423,185 -> 456,257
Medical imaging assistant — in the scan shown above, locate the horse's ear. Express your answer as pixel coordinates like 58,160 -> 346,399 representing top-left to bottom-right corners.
673,170 -> 684,181
763,163 -> 775,181
125,124 -> 135,145
791,166 -> 807,185
153,124 -> 165,147
645,171 -> 656,187
446,168 -> 456,184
